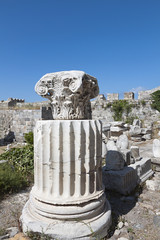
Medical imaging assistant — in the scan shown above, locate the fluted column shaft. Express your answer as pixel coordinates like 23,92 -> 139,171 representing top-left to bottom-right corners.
32,120 -> 103,204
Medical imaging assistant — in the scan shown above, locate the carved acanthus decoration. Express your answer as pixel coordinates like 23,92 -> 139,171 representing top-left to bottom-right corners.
35,71 -> 99,120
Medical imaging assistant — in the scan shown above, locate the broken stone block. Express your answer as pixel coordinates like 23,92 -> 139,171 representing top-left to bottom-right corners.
102,166 -> 138,195
110,126 -> 123,137
130,136 -> 142,142
141,128 -> 152,135
153,139 -> 160,158
142,134 -> 152,140
105,150 -> 125,170
116,134 -> 129,150
151,158 -> 160,172
130,146 -> 141,161
133,119 -> 142,127
130,158 -> 153,183
120,149 -> 131,165
106,140 -> 118,151
129,126 -> 141,136
103,158 -> 153,195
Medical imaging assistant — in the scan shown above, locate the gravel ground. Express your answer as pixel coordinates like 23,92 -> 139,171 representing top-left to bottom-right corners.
106,172 -> 160,240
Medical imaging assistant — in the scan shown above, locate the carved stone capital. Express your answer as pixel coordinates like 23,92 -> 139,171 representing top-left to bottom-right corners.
35,70 -> 99,119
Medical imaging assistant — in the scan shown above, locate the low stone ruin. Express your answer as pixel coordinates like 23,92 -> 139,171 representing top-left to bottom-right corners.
129,119 -> 152,141
102,133 -> 154,195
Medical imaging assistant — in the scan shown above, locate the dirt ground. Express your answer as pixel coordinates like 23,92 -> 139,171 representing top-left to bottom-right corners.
0,140 -> 160,239
0,146 -> 6,155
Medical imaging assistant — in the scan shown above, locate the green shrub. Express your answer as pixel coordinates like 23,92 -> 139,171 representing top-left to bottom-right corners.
151,90 -> 160,112
125,115 -> 138,125
24,131 -> 34,145
106,102 -> 112,108
112,100 -> 132,121
140,100 -> 146,106
0,162 -> 28,196
0,145 -> 34,175
0,135 -> 34,196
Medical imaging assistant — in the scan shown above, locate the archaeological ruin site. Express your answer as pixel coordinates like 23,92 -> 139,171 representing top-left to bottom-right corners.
0,71 -> 160,239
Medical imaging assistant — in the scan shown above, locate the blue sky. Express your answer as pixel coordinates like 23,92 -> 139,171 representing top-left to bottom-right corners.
0,0 -> 160,102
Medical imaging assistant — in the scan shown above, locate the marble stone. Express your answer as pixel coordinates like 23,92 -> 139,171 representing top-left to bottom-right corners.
106,140 -> 118,151
130,158 -> 153,183
103,158 -> 153,195
102,166 -> 138,195
105,150 -> 125,171
130,146 -> 141,161
153,139 -> 160,158
21,71 -> 111,239
21,120 -> 112,239
116,134 -> 129,150
35,71 -> 99,120
120,149 -> 131,165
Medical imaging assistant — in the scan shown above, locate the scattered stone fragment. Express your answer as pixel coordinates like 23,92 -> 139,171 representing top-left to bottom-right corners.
130,146 -> 141,161
118,221 -> 124,229
105,150 -> 125,170
153,139 -> 160,158
6,227 -> 19,238
124,222 -> 129,227
0,234 -> 9,240
114,229 -> 121,236
116,134 -> 129,150
117,237 -> 129,240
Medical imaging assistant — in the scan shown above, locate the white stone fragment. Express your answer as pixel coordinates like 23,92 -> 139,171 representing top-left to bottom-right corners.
153,139 -> 160,158
130,146 -> 141,161
114,229 -> 121,236
116,134 -> 129,150
106,140 -> 118,151
133,119 -> 142,127
118,221 -> 124,229
129,126 -> 141,136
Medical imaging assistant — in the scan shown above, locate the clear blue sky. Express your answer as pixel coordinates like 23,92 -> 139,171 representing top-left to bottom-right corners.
0,0 -> 160,102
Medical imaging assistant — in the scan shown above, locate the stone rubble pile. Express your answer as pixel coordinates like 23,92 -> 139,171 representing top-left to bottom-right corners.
129,119 -> 152,141
102,132 -> 153,195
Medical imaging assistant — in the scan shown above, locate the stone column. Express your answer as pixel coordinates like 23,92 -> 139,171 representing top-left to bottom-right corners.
21,71 -> 111,239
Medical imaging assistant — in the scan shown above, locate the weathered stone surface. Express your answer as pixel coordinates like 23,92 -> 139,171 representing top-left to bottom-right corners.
35,71 -> 99,120
129,126 -> 141,136
142,134 -> 152,140
153,139 -> 160,158
106,140 -> 118,151
102,166 -> 138,195
130,158 -> 153,183
130,146 -> 141,161
116,134 -> 129,150
133,119 -> 142,127
105,150 -> 125,170
120,149 -> 131,165
21,120 -> 111,239
103,158 -> 153,195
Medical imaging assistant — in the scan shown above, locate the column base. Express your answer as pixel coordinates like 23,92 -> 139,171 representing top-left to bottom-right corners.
20,193 -> 111,240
